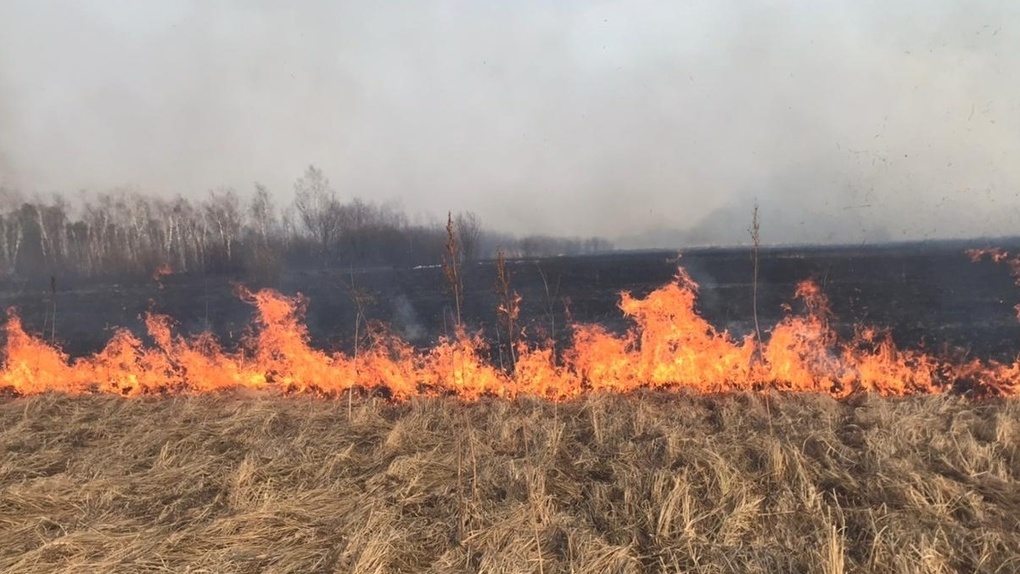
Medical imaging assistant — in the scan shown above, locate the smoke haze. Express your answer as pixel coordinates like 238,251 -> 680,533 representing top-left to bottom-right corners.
1,1 -> 1018,245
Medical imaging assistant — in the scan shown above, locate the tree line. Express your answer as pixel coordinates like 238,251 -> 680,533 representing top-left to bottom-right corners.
0,165 -> 613,281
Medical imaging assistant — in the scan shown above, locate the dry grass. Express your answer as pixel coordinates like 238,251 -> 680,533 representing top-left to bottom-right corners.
1,391 -> 1018,573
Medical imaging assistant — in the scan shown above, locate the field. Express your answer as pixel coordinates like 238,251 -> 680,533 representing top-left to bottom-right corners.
2,392 -> 1019,573
0,391 -> 1015,570
4,240 -> 1020,362
2,242 -> 1020,572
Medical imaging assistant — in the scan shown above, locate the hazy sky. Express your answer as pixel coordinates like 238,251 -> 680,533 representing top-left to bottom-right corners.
1,1 -> 1018,245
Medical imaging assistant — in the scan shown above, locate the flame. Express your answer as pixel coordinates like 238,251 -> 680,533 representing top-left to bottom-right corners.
966,248 -> 1012,264
2,262 -> 1019,399
152,264 -> 173,289
569,269 -> 756,394
967,248 -> 1020,321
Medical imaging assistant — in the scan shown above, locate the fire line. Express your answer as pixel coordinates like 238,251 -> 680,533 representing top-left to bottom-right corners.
1,264 -> 1018,399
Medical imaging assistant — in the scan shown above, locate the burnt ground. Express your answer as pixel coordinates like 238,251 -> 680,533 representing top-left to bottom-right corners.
3,238 -> 1020,364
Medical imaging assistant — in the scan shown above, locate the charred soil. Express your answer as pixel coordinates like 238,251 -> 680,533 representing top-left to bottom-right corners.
4,240 -> 1020,363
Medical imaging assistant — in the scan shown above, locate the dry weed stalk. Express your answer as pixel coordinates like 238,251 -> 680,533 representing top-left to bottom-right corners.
344,267 -> 375,419
442,212 -> 464,329
535,263 -> 560,340
45,275 -> 56,343
749,201 -> 775,437
750,200 -> 764,366
494,250 -> 522,373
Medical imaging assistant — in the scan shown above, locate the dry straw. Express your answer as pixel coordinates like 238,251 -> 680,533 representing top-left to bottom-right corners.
1,391 -> 1018,573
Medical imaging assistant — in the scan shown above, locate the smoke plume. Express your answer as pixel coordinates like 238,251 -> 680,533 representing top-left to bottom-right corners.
1,1 -> 1018,245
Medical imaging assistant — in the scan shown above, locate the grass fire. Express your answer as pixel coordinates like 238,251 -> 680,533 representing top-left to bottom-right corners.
1,262 -> 1019,400
4,2 -> 1020,570
1,246 -> 1020,572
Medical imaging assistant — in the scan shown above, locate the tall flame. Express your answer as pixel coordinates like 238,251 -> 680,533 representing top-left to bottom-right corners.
2,263 -> 1018,399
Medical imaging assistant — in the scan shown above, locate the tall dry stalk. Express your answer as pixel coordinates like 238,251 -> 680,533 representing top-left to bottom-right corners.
750,201 -> 763,363
442,212 -> 463,329
535,264 -> 559,340
345,267 -> 373,361
456,426 -> 465,543
463,412 -> 478,500
48,275 -> 56,342
494,250 -> 521,373
750,201 -> 774,436
454,411 -> 480,545
344,267 -> 373,419
520,413 -> 546,574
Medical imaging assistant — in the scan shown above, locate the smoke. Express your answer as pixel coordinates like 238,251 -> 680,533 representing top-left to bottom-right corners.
392,294 -> 426,343
1,1 -> 1018,245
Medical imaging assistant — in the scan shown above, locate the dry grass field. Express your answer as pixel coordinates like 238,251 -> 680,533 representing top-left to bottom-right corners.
1,391 -> 1018,573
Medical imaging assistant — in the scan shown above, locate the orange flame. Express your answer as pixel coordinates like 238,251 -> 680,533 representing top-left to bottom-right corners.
1,263 -> 1018,399
152,264 -> 173,289
968,248 -> 1020,321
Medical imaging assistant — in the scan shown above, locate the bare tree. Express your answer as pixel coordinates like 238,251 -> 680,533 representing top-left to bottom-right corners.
293,165 -> 342,256
0,212 -> 23,276
37,196 -> 70,268
203,187 -> 244,267
0,188 -> 24,276
248,183 -> 277,248
179,197 -> 209,271
0,167 -> 614,279
161,195 -> 206,272
245,183 -> 282,279
454,211 -> 482,262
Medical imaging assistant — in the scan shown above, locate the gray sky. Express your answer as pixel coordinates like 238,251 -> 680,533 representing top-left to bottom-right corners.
1,1 -> 1019,245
